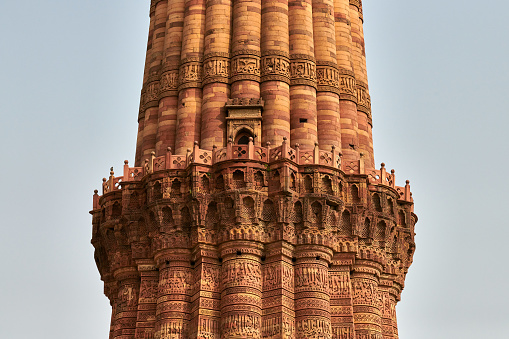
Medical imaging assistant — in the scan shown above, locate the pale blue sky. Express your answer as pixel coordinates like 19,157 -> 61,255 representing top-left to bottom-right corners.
0,1 -> 508,338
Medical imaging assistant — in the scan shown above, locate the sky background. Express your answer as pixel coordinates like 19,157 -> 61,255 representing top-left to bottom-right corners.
0,1 -> 508,338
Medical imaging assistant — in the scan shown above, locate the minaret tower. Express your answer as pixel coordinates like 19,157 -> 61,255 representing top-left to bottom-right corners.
91,1 -> 417,338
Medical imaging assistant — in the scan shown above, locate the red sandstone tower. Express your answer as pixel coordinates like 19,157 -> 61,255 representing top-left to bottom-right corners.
91,0 -> 417,338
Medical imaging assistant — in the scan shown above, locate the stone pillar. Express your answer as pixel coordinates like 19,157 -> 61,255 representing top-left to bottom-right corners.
260,0 -> 291,146
113,267 -> 140,339
135,261 -> 159,339
289,0 -> 318,149
155,250 -> 193,339
190,245 -> 221,338
230,0 -> 262,99
349,0 -> 374,169
262,242 -> 295,338
351,260 -> 383,339
333,0 -> 359,163
200,0 -> 231,150
313,0 -> 342,151
156,0 -> 185,155
220,241 -> 264,338
294,245 -> 332,339
175,0 -> 205,155
329,255 -> 355,339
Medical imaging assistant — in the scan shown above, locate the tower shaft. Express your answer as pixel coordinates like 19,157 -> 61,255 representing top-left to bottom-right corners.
91,1 -> 417,339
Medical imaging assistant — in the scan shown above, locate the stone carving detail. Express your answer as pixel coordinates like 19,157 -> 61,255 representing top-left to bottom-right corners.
296,318 -> 332,339
231,51 -> 261,82
332,326 -> 354,339
329,272 -> 351,298
356,82 -> 372,118
203,54 -> 229,84
261,51 -> 291,83
144,81 -> 160,105
290,55 -> 317,87
159,70 -> 178,93
178,58 -> 202,90
222,259 -> 261,287
221,313 -> 261,338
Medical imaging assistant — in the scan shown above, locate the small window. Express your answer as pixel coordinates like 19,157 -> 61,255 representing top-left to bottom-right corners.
299,118 -> 307,123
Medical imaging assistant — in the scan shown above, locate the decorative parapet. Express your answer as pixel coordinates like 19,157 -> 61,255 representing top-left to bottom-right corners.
96,138 -> 413,205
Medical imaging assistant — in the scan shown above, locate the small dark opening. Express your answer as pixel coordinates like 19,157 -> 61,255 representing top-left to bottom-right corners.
236,250 -> 242,256
261,256 -> 266,262
238,135 -> 250,144
219,257 -> 223,263
315,256 -> 321,261
292,257 -> 297,263
165,260 -> 170,265
190,261 -> 195,266
299,118 -> 308,123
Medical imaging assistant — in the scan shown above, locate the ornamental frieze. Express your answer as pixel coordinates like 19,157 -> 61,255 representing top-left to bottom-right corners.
144,81 -> 160,105
203,53 -> 229,85
290,54 -> 317,87
317,64 -> 340,93
231,51 -> 261,82
296,317 -> 332,339
356,82 -> 372,119
159,70 -> 178,94
261,50 -> 291,83
221,313 -> 261,338
332,326 -> 354,339
178,57 -> 202,90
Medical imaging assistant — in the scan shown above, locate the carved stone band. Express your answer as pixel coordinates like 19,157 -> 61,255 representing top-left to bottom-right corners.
178,59 -> 203,91
143,81 -> 160,108
356,83 -> 371,120
290,58 -> 317,88
159,70 -> 179,95
230,54 -> 261,83
261,54 -> 291,83
203,57 -> 229,85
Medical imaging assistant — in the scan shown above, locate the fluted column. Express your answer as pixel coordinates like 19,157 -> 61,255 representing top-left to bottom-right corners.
230,0 -> 262,99
141,1 -> 168,163
156,0 -> 185,155
113,267 -> 140,339
220,241 -> 263,338
200,0 -> 231,150
313,0 -> 341,151
349,0 -> 374,169
260,0 -> 291,146
294,245 -> 332,339
329,255 -> 356,338
136,4 -> 157,166
379,278 -> 394,339
351,261 -> 383,339
288,0 -> 318,149
135,261 -> 159,339
333,0 -> 359,163
175,0 -> 206,155
155,250 -> 193,339
190,245 -> 221,338
262,242 -> 295,338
